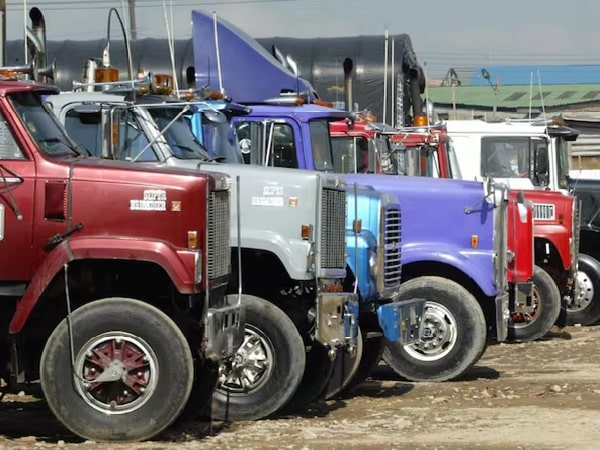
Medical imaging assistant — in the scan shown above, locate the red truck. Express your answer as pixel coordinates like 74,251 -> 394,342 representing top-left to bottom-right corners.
0,79 -> 243,441
386,123 -> 577,331
330,118 -> 562,341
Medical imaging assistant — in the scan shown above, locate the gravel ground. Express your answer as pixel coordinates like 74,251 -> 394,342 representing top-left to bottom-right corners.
1,325 -> 599,450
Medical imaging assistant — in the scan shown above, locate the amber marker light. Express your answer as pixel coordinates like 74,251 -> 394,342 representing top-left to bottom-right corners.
471,235 -> 479,248
187,231 -> 198,249
322,284 -> 343,292
301,224 -> 313,240
413,114 -> 428,127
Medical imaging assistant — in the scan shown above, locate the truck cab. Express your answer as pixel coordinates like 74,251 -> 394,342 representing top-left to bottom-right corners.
441,119 -> 594,326
0,79 -> 243,442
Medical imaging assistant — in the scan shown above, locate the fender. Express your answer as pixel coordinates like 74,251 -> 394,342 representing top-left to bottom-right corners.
534,223 -> 571,270
402,242 -> 499,297
346,230 -> 377,301
10,236 -> 199,333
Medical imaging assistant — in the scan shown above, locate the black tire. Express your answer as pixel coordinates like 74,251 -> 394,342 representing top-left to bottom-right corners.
382,276 -> 487,382
344,332 -> 385,390
212,295 -> 305,421
323,328 -> 364,399
40,297 -> 194,442
282,341 -> 335,412
509,265 -> 561,341
567,253 -> 600,326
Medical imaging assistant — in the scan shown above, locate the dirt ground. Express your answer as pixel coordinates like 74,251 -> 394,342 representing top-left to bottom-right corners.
2,325 -> 600,450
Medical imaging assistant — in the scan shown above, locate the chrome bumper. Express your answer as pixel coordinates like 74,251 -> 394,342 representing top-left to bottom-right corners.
315,292 -> 359,350
205,294 -> 245,360
377,298 -> 425,344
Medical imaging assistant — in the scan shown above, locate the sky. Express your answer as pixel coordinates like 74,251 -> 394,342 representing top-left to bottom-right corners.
4,0 -> 600,79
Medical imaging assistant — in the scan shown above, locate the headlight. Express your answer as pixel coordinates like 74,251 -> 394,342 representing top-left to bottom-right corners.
369,250 -> 378,279
194,250 -> 203,284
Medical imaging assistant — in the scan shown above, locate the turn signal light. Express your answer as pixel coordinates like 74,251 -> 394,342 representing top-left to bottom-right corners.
187,231 -> 198,249
95,66 -> 119,83
471,235 -> 479,248
301,224 -> 313,240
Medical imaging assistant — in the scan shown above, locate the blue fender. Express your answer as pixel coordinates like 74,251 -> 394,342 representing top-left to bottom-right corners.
345,229 -> 377,301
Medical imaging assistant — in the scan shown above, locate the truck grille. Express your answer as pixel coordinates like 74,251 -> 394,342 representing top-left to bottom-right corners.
207,190 -> 231,279
321,187 -> 347,269
383,205 -> 402,287
573,198 -> 581,269
533,203 -> 555,221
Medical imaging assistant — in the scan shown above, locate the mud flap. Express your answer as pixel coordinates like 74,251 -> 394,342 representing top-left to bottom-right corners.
376,298 -> 425,344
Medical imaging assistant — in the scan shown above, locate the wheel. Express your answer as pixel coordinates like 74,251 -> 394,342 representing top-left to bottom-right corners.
382,276 -> 487,382
567,253 -> 600,326
323,327 -> 364,399
344,332 -> 385,390
509,265 -> 561,341
40,298 -> 194,442
212,295 -> 305,421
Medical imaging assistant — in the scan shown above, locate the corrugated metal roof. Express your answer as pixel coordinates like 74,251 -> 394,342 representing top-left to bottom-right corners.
468,65 -> 600,86
427,84 -> 600,109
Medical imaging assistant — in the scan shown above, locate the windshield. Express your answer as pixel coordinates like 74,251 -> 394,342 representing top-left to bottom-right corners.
555,136 -> 570,189
199,113 -> 243,164
10,92 -> 80,157
480,136 -> 531,178
147,107 -> 211,160
331,136 -> 369,173
310,119 -> 334,171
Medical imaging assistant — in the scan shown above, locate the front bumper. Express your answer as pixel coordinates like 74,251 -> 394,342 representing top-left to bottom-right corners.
204,294 -> 246,360
376,298 -> 425,344
315,292 -> 359,350
495,291 -> 510,342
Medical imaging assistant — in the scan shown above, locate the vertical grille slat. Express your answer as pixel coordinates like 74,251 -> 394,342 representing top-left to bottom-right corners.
207,190 -> 231,279
321,188 -> 347,269
383,206 -> 402,287
533,203 -> 556,220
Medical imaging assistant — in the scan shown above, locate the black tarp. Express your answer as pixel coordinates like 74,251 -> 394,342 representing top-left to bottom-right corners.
5,33 -> 424,125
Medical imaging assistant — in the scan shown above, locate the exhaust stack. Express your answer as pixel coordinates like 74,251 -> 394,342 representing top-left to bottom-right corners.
0,1 -> 5,66
343,57 -> 354,112
26,7 -> 48,82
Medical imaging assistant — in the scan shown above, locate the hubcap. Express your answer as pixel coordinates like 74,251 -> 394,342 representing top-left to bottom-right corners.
74,332 -> 158,414
217,325 -> 273,395
570,270 -> 594,312
512,288 -> 541,328
403,302 -> 457,361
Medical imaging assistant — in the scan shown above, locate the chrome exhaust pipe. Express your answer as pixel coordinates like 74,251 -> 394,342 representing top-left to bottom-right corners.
26,7 -> 48,83
0,1 -> 6,66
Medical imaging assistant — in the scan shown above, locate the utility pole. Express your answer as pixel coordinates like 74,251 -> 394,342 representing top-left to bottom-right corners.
128,0 -> 137,40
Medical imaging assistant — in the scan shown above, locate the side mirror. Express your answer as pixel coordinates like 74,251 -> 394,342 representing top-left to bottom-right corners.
516,191 -> 528,223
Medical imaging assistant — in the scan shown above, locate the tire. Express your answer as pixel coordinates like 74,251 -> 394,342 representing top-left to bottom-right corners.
40,297 -> 194,442
281,341 -> 335,412
344,332 -> 385,390
323,328 -> 364,399
567,253 -> 600,326
382,276 -> 487,382
509,265 -> 561,341
212,295 -> 305,421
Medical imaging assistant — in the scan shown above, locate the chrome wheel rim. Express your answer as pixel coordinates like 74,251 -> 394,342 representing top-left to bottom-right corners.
570,270 -> 594,312
403,301 -> 458,361
74,332 -> 158,415
512,287 -> 542,328
217,325 -> 274,395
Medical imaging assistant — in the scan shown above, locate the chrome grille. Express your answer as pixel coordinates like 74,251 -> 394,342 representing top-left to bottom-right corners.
572,198 -> 581,270
383,205 -> 402,288
533,203 -> 555,220
321,187 -> 347,269
207,190 -> 231,279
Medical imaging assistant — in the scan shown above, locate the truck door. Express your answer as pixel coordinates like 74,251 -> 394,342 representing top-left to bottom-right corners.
0,115 -> 36,281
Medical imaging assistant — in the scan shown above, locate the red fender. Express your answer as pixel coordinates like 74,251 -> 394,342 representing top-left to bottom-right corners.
10,236 -> 198,333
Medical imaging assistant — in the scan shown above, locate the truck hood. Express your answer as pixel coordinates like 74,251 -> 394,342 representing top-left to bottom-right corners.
344,174 -> 494,251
